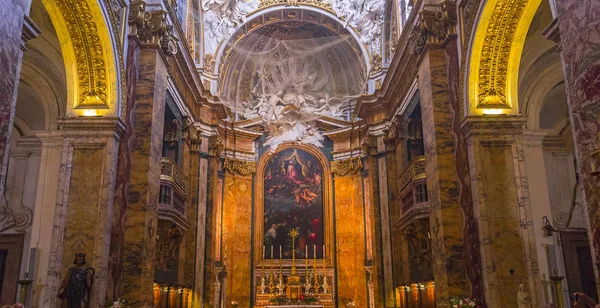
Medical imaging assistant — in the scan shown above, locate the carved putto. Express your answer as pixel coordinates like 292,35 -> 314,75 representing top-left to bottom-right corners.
329,0 -> 386,54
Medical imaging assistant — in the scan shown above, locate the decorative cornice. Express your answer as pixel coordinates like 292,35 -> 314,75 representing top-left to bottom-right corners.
460,115 -> 526,139
58,117 -> 126,140
542,18 -> 561,52
331,157 -> 363,177
21,15 -> 41,51
223,158 -> 257,177
129,0 -> 178,55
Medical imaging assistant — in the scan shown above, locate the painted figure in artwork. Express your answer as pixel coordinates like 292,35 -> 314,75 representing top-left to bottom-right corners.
57,253 -> 95,308
264,149 -> 324,259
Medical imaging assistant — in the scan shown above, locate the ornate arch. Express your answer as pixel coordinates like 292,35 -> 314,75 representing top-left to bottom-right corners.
467,0 -> 542,115
253,143 -> 333,268
40,0 -> 122,117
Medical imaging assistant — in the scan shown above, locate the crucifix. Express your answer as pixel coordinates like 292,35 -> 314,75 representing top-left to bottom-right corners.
288,228 -> 298,276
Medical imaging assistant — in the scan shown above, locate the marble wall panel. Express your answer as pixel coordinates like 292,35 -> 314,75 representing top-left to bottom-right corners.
554,0 -> 600,294
0,0 -> 26,203
418,46 -> 469,305
377,156 -> 395,306
366,156 -> 385,307
121,46 -> 168,306
222,175 -> 252,307
466,139 -> 529,307
334,175 -> 367,308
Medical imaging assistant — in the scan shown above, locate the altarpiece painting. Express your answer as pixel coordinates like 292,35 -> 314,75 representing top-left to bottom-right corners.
263,148 -> 324,259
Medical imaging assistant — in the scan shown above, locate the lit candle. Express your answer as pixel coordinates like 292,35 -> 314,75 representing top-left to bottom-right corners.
323,245 -> 326,272
280,245 -> 283,276
313,244 -> 316,270
305,245 -> 308,275
271,246 -> 274,274
263,246 -> 265,275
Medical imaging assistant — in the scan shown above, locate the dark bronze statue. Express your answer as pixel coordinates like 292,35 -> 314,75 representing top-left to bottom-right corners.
57,253 -> 95,308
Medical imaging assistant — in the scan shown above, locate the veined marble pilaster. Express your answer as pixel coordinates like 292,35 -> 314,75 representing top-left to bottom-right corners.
553,0 -> 600,295
120,43 -> 168,306
0,0 -> 27,207
418,44 -> 469,306
222,171 -> 253,307
46,117 -> 124,308
334,174 -> 367,308
461,116 -> 536,308
193,137 -> 210,305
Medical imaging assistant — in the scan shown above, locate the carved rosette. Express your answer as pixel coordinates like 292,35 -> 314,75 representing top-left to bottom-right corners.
331,157 -> 363,177
129,0 -> 178,55
182,119 -> 203,153
223,158 -> 257,177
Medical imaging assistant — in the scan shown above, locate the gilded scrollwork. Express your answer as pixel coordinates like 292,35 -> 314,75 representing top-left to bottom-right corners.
409,1 -> 457,55
361,135 -> 377,156
258,0 -> 335,14
476,0 -> 527,109
223,158 -> 257,176
331,157 -> 363,177
47,0 -> 110,108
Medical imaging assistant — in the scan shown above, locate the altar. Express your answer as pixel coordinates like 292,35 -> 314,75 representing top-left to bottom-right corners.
265,306 -> 324,308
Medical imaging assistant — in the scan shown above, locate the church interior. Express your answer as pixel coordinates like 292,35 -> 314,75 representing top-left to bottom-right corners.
1,0 -> 599,307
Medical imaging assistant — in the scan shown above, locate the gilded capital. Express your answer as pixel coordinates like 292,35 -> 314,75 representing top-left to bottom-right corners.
128,0 -> 178,55
331,158 -> 363,177
223,158 -> 257,177
410,1 -> 457,54
182,119 -> 203,153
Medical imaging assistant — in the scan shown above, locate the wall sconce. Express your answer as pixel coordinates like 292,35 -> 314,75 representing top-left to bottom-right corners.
543,216 -> 558,237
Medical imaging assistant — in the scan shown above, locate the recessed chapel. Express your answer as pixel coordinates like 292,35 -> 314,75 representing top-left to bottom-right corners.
0,0 -> 599,307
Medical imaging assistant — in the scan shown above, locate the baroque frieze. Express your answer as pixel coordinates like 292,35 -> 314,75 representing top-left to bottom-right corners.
223,158 -> 257,176
331,157 -> 362,176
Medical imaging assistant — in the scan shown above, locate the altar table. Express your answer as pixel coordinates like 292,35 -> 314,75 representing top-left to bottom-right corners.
264,306 -> 324,308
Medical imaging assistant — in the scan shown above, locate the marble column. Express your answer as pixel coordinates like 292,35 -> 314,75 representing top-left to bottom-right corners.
461,116 -> 537,307
120,44 -> 168,306
417,44 -> 469,305
553,0 -> 600,295
0,0 -> 27,203
45,117 -> 124,308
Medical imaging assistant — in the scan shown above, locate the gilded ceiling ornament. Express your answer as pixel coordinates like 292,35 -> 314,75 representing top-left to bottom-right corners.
331,157 -> 363,177
223,158 -> 257,176
129,0 -> 179,55
46,0 -> 110,108
476,0 -> 527,109
258,0 -> 335,14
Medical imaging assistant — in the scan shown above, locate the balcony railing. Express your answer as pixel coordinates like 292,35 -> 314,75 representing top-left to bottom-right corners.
159,157 -> 190,230
398,156 -> 427,214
